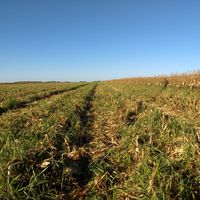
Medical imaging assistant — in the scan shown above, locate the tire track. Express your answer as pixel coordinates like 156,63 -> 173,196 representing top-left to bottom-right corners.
0,83 -> 89,116
10,84 -> 97,199
48,83 -> 97,199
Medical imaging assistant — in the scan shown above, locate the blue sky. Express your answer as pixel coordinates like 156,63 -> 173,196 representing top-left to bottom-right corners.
0,0 -> 200,82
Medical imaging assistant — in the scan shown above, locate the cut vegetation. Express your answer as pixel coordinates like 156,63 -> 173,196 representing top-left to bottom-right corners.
0,73 -> 200,199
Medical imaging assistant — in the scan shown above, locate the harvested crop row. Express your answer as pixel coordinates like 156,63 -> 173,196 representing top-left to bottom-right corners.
106,81 -> 200,125
0,82 -> 70,106
83,83 -> 126,199
0,82 -> 76,105
120,107 -> 200,199
0,82 -> 87,115
0,83 -> 96,199
83,82 -> 200,199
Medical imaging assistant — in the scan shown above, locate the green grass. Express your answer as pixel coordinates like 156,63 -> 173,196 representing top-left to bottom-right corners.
0,80 -> 199,199
0,82 -> 86,112
0,83 -> 95,199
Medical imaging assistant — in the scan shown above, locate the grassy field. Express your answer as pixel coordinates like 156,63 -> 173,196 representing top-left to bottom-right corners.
0,74 -> 199,199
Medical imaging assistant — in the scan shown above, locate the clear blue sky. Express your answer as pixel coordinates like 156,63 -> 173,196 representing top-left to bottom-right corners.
0,0 -> 200,82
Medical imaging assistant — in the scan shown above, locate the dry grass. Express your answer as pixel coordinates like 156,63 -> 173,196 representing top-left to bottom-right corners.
0,73 -> 200,199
